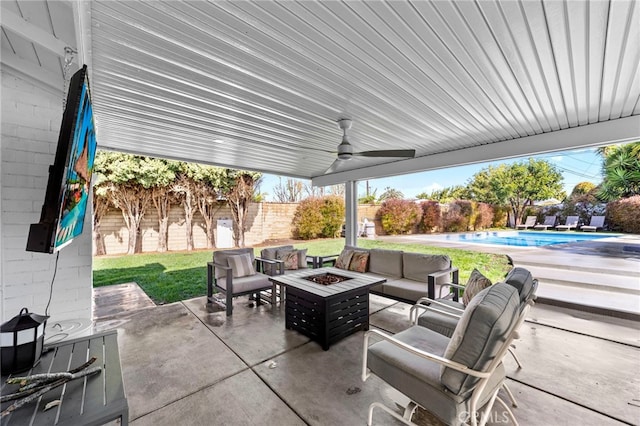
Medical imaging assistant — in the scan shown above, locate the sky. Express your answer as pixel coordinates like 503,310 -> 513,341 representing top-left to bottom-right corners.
258,147 -> 603,201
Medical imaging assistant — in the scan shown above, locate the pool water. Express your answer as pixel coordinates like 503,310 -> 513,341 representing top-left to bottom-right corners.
430,231 -> 614,247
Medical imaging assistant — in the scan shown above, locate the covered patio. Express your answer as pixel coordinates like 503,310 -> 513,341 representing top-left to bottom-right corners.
93,287 -> 638,425
1,1 -> 640,424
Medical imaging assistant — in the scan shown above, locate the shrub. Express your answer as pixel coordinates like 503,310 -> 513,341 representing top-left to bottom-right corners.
292,197 -> 324,239
442,200 -> 473,232
419,201 -> 441,233
377,199 -> 421,235
562,192 -> 606,226
442,203 -> 467,232
319,195 -> 345,237
491,205 -> 510,227
473,202 -> 494,230
606,196 -> 640,233
292,196 -> 345,239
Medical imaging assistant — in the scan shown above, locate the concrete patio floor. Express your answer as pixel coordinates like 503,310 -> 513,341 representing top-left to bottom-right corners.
93,290 -> 640,425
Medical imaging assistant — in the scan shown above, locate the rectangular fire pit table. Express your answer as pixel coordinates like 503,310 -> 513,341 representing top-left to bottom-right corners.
269,267 -> 386,350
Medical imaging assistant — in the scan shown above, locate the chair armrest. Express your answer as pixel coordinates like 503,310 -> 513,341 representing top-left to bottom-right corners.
438,282 -> 465,299
427,267 -> 459,300
207,261 -> 232,299
255,257 -> 284,275
409,297 -> 464,324
362,329 -> 489,382
310,254 -> 339,268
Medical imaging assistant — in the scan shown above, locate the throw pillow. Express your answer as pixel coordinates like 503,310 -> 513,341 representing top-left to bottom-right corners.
349,251 -> 369,273
227,253 -> 256,278
462,268 -> 492,306
277,249 -> 299,270
296,248 -> 308,268
335,249 -> 354,270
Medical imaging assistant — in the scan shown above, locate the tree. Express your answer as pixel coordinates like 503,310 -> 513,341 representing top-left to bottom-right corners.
570,181 -> 597,197
185,164 -> 227,249
379,186 -> 404,201
172,171 -> 198,251
597,142 -> 640,201
417,185 -> 468,203
222,170 -> 261,247
94,152 -> 155,254
273,177 -> 304,202
358,189 -> 378,204
467,158 -> 564,226
143,158 -> 178,252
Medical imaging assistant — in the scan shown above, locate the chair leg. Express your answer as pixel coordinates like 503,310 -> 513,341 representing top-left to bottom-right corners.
508,346 -> 523,369
368,402 -> 415,426
226,291 -> 233,317
502,382 -> 518,407
495,396 -> 519,425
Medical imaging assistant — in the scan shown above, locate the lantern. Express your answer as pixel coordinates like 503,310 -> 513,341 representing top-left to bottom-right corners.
1,308 -> 49,374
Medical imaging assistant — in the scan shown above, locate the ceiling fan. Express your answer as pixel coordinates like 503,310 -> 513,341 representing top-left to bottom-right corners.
334,119 -> 416,161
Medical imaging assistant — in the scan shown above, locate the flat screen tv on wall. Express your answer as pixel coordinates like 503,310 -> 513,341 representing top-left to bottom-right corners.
26,65 -> 97,253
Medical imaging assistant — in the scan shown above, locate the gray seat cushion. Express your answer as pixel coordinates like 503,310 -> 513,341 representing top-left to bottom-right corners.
441,283 -> 519,397
215,273 -> 272,294
417,298 -> 464,337
368,325 -> 506,424
380,279 -> 430,303
368,249 -> 404,278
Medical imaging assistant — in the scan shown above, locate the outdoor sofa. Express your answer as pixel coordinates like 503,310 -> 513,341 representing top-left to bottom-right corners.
317,246 -> 459,304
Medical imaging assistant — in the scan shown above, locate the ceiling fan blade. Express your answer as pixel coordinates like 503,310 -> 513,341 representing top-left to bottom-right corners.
324,159 -> 341,174
354,149 -> 416,158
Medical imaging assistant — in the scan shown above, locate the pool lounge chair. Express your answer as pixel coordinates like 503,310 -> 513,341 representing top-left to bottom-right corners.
581,215 -> 605,232
533,216 -> 556,230
516,215 -> 536,230
555,215 -> 579,231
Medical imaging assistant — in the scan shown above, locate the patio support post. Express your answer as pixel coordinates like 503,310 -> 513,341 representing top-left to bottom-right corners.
345,180 -> 358,247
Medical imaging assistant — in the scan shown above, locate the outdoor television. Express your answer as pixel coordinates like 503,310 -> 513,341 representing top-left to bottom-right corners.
26,65 -> 97,253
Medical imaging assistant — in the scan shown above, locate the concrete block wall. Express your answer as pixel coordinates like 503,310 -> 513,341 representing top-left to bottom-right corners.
1,70 -> 93,323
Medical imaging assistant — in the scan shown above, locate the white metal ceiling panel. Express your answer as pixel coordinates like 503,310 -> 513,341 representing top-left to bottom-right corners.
3,0 -> 638,184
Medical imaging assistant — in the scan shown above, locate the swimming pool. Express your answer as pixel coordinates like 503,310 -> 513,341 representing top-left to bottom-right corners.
426,231 -> 615,247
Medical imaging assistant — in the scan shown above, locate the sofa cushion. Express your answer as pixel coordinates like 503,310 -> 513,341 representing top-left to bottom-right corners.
441,283 -> 519,397
462,268 -> 492,306
335,249 -> 354,270
227,253 -> 256,278
296,248 -> 308,268
504,267 -> 535,303
369,249 -> 404,278
261,245 -> 294,260
402,253 -> 451,283
214,248 -> 255,279
277,249 -> 299,270
349,251 -> 369,273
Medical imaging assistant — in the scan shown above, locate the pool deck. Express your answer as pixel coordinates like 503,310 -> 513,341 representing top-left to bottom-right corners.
377,232 -> 640,318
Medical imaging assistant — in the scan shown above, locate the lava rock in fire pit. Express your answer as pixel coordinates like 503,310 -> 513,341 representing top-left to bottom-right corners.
304,273 -> 351,286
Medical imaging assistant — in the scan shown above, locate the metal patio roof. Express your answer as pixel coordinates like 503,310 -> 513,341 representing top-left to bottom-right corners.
2,0 -> 639,187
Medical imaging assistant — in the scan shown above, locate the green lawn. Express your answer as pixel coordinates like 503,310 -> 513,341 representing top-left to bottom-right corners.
93,239 -> 512,304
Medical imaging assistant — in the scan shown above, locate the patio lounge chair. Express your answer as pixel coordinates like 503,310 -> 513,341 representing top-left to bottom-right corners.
363,282 -> 531,426
556,215 -> 579,231
410,267 -> 538,371
533,216 -> 557,230
516,215 -> 536,230
581,215 -> 605,232
208,248 -> 277,316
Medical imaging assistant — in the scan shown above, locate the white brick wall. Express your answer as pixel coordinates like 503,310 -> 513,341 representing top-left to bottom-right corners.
1,70 -> 93,323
